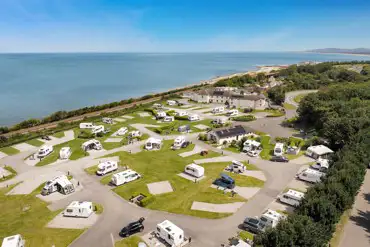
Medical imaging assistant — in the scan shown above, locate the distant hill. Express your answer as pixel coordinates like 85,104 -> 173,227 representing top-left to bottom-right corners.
307,48 -> 370,55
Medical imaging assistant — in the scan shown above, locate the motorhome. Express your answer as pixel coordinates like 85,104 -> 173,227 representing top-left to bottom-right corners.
145,138 -> 162,150
279,189 -> 305,207
155,220 -> 185,247
163,116 -> 175,122
227,109 -> 239,116
92,125 -> 105,135
37,145 -> 53,159
116,127 -> 128,136
259,209 -> 286,229
214,173 -> 235,189
172,136 -> 186,149
274,143 -> 284,156
129,130 -> 141,138
111,169 -> 141,186
212,106 -> 225,114
297,168 -> 324,183
311,158 -> 330,172
63,201 -> 93,218
243,139 -> 261,152
41,175 -> 75,196
156,111 -> 167,119
79,123 -> 94,129
178,125 -> 190,133
176,111 -> 188,117
1,234 -> 25,247
82,139 -> 102,151
188,114 -> 200,121
167,100 -> 177,106
59,147 -> 72,160
96,160 -> 118,176
102,117 -> 114,124
228,160 -> 246,173
184,163 -> 205,178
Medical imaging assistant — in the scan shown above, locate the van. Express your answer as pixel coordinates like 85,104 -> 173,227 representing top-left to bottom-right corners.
111,169 -> 141,186
63,201 -> 93,218
274,143 -> 284,156
1,234 -> 25,247
184,163 -> 205,178
297,168 -> 324,183
79,123 -> 94,129
96,160 -> 118,176
37,145 -> 53,158
59,147 -> 72,160
279,189 -> 305,207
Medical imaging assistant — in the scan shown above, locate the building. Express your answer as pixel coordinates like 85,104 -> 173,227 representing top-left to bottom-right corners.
207,125 -> 253,145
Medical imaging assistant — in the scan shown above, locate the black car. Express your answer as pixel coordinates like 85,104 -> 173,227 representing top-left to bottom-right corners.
181,141 -> 190,148
270,156 -> 289,163
243,217 -> 265,234
41,135 -> 51,141
119,218 -> 145,237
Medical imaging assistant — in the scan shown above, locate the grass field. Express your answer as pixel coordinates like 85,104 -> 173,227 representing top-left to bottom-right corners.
26,139 -> 45,147
293,94 -> 309,103
147,119 -> 213,135
115,236 -> 145,247
259,136 -> 273,160
0,185 -> 84,247
283,103 -> 296,110
0,146 -> 20,155
52,131 -> 65,138
329,209 -> 351,247
0,166 -> 17,182
239,230 -> 254,241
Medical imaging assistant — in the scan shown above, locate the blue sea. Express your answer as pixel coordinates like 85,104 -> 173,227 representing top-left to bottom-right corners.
0,52 -> 368,126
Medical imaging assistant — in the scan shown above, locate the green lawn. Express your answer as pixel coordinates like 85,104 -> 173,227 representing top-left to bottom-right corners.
101,141 -> 256,219
93,203 -> 104,214
26,139 -> 45,147
259,136 -> 273,160
52,131 -> 65,138
293,94 -> 309,103
115,236 -> 145,247
147,119 -> 213,135
283,103 -> 297,110
0,185 -> 84,247
0,146 -> 20,155
329,209 -> 351,247
224,146 -> 241,153
0,166 -> 17,182
239,230 -> 254,241
226,172 -> 265,187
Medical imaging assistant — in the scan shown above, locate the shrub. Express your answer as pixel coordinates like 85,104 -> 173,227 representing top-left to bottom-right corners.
231,115 -> 256,122
78,130 -> 95,139
140,195 -> 155,207
175,115 -> 189,121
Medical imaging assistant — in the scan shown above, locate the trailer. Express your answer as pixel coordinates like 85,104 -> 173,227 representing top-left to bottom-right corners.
227,160 -> 246,173
297,168 -> 324,183
273,143 -> 284,156
59,147 -> 72,160
82,139 -> 102,151
188,114 -> 200,121
279,189 -> 305,207
185,163 -> 205,178
155,220 -> 185,247
1,234 -> 25,247
102,117 -> 114,124
63,201 -> 93,218
79,122 -> 94,129
41,175 -> 75,196
172,136 -> 186,150
37,145 -> 53,159
116,127 -> 128,136
92,125 -> 105,134
96,160 -> 118,175
111,169 -> 141,186
145,138 -> 162,150
212,106 -> 225,114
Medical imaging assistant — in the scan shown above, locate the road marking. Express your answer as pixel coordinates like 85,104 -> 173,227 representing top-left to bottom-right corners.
111,233 -> 115,247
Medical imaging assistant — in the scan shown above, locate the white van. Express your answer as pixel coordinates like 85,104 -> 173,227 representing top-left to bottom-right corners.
274,143 -> 284,156
212,106 -> 225,114
92,125 -> 105,134
37,145 -> 53,158
188,114 -> 200,121
311,158 -> 329,172
79,123 -> 94,129
259,209 -> 286,228
1,234 -> 25,247
59,147 -> 72,160
185,163 -> 205,178
96,160 -> 118,176
155,220 -> 185,247
228,160 -> 246,173
297,168 -> 324,183
63,201 -> 93,218
279,189 -> 305,207
102,117 -> 114,124
163,116 -> 174,122
111,169 -> 141,186
167,100 -> 177,106
116,127 -> 128,136
227,109 -> 239,116
172,136 -> 185,149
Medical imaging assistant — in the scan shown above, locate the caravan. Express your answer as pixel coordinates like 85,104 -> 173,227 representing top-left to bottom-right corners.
163,116 -> 175,122
167,100 -> 177,106
243,139 -> 261,152
111,169 -> 141,186
188,114 -> 200,121
63,201 -> 93,218
82,139 -> 102,151
259,209 -> 286,229
227,160 -> 246,173
41,175 -> 75,196
96,160 -> 118,176
297,168 -> 324,183
145,138 -> 162,150
1,234 -> 25,247
79,123 -> 94,129
212,106 -> 225,114
102,117 -> 114,124
59,147 -> 72,160
155,220 -> 185,247
274,143 -> 284,156
184,163 -> 205,178
92,125 -> 105,135
37,145 -> 53,158
227,109 -> 239,116
156,111 -> 167,119
279,189 -> 305,207
116,127 -> 128,136
172,136 -> 186,150
311,158 -> 330,172
129,130 -> 141,138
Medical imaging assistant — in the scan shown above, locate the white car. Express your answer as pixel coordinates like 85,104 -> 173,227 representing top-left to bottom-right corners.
247,150 -> 259,157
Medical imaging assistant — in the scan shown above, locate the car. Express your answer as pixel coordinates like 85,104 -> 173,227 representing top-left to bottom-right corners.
247,150 -> 258,157
181,141 -> 190,148
243,217 -> 265,234
270,156 -> 289,162
41,135 -> 51,141
119,217 -> 145,238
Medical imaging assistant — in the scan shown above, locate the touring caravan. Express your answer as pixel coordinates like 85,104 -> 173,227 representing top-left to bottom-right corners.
79,123 -> 94,129
145,138 -> 162,150
37,145 -> 53,159
102,117 -> 114,124
1,234 -> 25,247
82,139 -> 102,151
185,163 -> 205,178
155,220 -> 185,247
259,209 -> 286,229
156,111 -> 167,119
63,201 -> 93,218
153,103 -> 163,109
212,106 -> 225,114
129,130 -> 141,138
172,136 -> 186,150
188,114 -> 200,121
92,125 -> 105,135
59,147 -> 72,160
227,109 -> 239,116
163,116 -> 175,122
243,140 -> 261,152
41,175 -> 75,196
311,158 -> 330,172
178,125 -> 190,133
116,127 -> 128,136
96,160 -> 118,176
228,160 -> 246,173
305,145 -> 333,159
297,168 -> 324,183
167,100 -> 177,106
111,169 -> 141,186
279,189 -> 305,207
274,143 -> 284,156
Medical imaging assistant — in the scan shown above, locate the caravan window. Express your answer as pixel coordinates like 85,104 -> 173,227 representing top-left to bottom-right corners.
157,227 -> 160,232
168,234 -> 173,240
66,209 -> 73,213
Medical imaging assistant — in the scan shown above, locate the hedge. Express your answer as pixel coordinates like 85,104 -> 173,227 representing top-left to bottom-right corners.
231,115 -> 256,122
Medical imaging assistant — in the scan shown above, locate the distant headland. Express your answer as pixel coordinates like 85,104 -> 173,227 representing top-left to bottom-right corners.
306,48 -> 370,56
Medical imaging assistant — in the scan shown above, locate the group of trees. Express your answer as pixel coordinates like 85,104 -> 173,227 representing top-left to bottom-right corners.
255,83 -> 370,246
214,74 -> 257,87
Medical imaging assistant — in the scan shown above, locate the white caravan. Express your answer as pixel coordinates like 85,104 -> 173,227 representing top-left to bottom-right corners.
259,209 -> 286,229
41,175 -> 75,196
212,118 -> 227,125
212,106 -> 225,114
243,139 -> 261,152
311,157 -> 330,172
145,138 -> 162,150
155,220 -> 185,247
79,122 -> 94,129
163,116 -> 175,122
184,163 -> 205,178
116,127 -> 128,136
156,111 -> 167,119
96,160 -> 118,176
111,169 -> 141,186
228,160 -> 246,173
153,103 -> 163,109
227,109 -> 239,116
274,143 -> 284,156
129,130 -> 142,138
37,145 -> 53,159
167,100 -> 177,106
82,139 -> 102,151
59,147 -> 72,160
63,201 -> 93,218
1,234 -> 25,247
188,114 -> 200,121
92,125 -> 105,134
176,111 -> 188,117
297,168 -> 324,183
172,136 -> 186,149
102,117 -> 114,124
279,189 -> 305,207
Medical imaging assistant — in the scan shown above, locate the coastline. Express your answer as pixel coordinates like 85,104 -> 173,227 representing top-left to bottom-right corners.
303,51 -> 370,57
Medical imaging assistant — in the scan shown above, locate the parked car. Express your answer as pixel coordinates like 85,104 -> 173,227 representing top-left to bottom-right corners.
41,135 -> 51,141
119,218 -> 145,237
270,156 -> 289,162
200,150 -> 208,156
181,141 -> 190,148
247,150 -> 259,157
243,217 -> 265,234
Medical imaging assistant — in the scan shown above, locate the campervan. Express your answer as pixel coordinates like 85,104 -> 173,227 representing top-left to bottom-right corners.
188,114 -> 200,121
214,173 -> 235,189
111,169 -> 141,186
227,109 -> 239,116
41,175 -> 75,196
79,123 -> 94,129
129,130 -> 141,138
156,111 -> 166,119
102,117 -> 114,124
155,220 -> 185,247
167,100 -> 177,106
172,136 -> 186,149
212,106 -> 225,114
243,139 -> 261,152
82,139 -> 102,151
163,116 -> 175,122
279,189 -> 305,207
145,138 -> 162,150
178,125 -> 190,133
259,209 -> 286,229
311,158 -> 330,172
96,160 -> 118,176
274,143 -> 284,156
63,201 -> 93,218
37,145 -> 53,158
228,160 -> 246,173
92,125 -> 105,135
176,111 -> 188,117
185,163 -> 205,178
1,234 -> 25,247
59,147 -> 72,160
297,168 -> 324,183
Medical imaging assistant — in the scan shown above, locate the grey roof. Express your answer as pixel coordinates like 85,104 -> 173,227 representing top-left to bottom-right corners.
213,125 -> 252,139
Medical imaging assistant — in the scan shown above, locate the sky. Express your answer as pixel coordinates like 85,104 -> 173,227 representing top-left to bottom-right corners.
0,0 -> 370,52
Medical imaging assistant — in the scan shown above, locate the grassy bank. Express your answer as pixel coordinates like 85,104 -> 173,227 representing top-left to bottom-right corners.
0,146 -> 20,155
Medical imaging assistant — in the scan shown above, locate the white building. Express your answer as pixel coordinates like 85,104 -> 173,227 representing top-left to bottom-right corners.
155,220 -> 185,247
305,145 -> 334,159
207,125 -> 253,145
63,201 -> 93,218
1,234 -> 25,247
